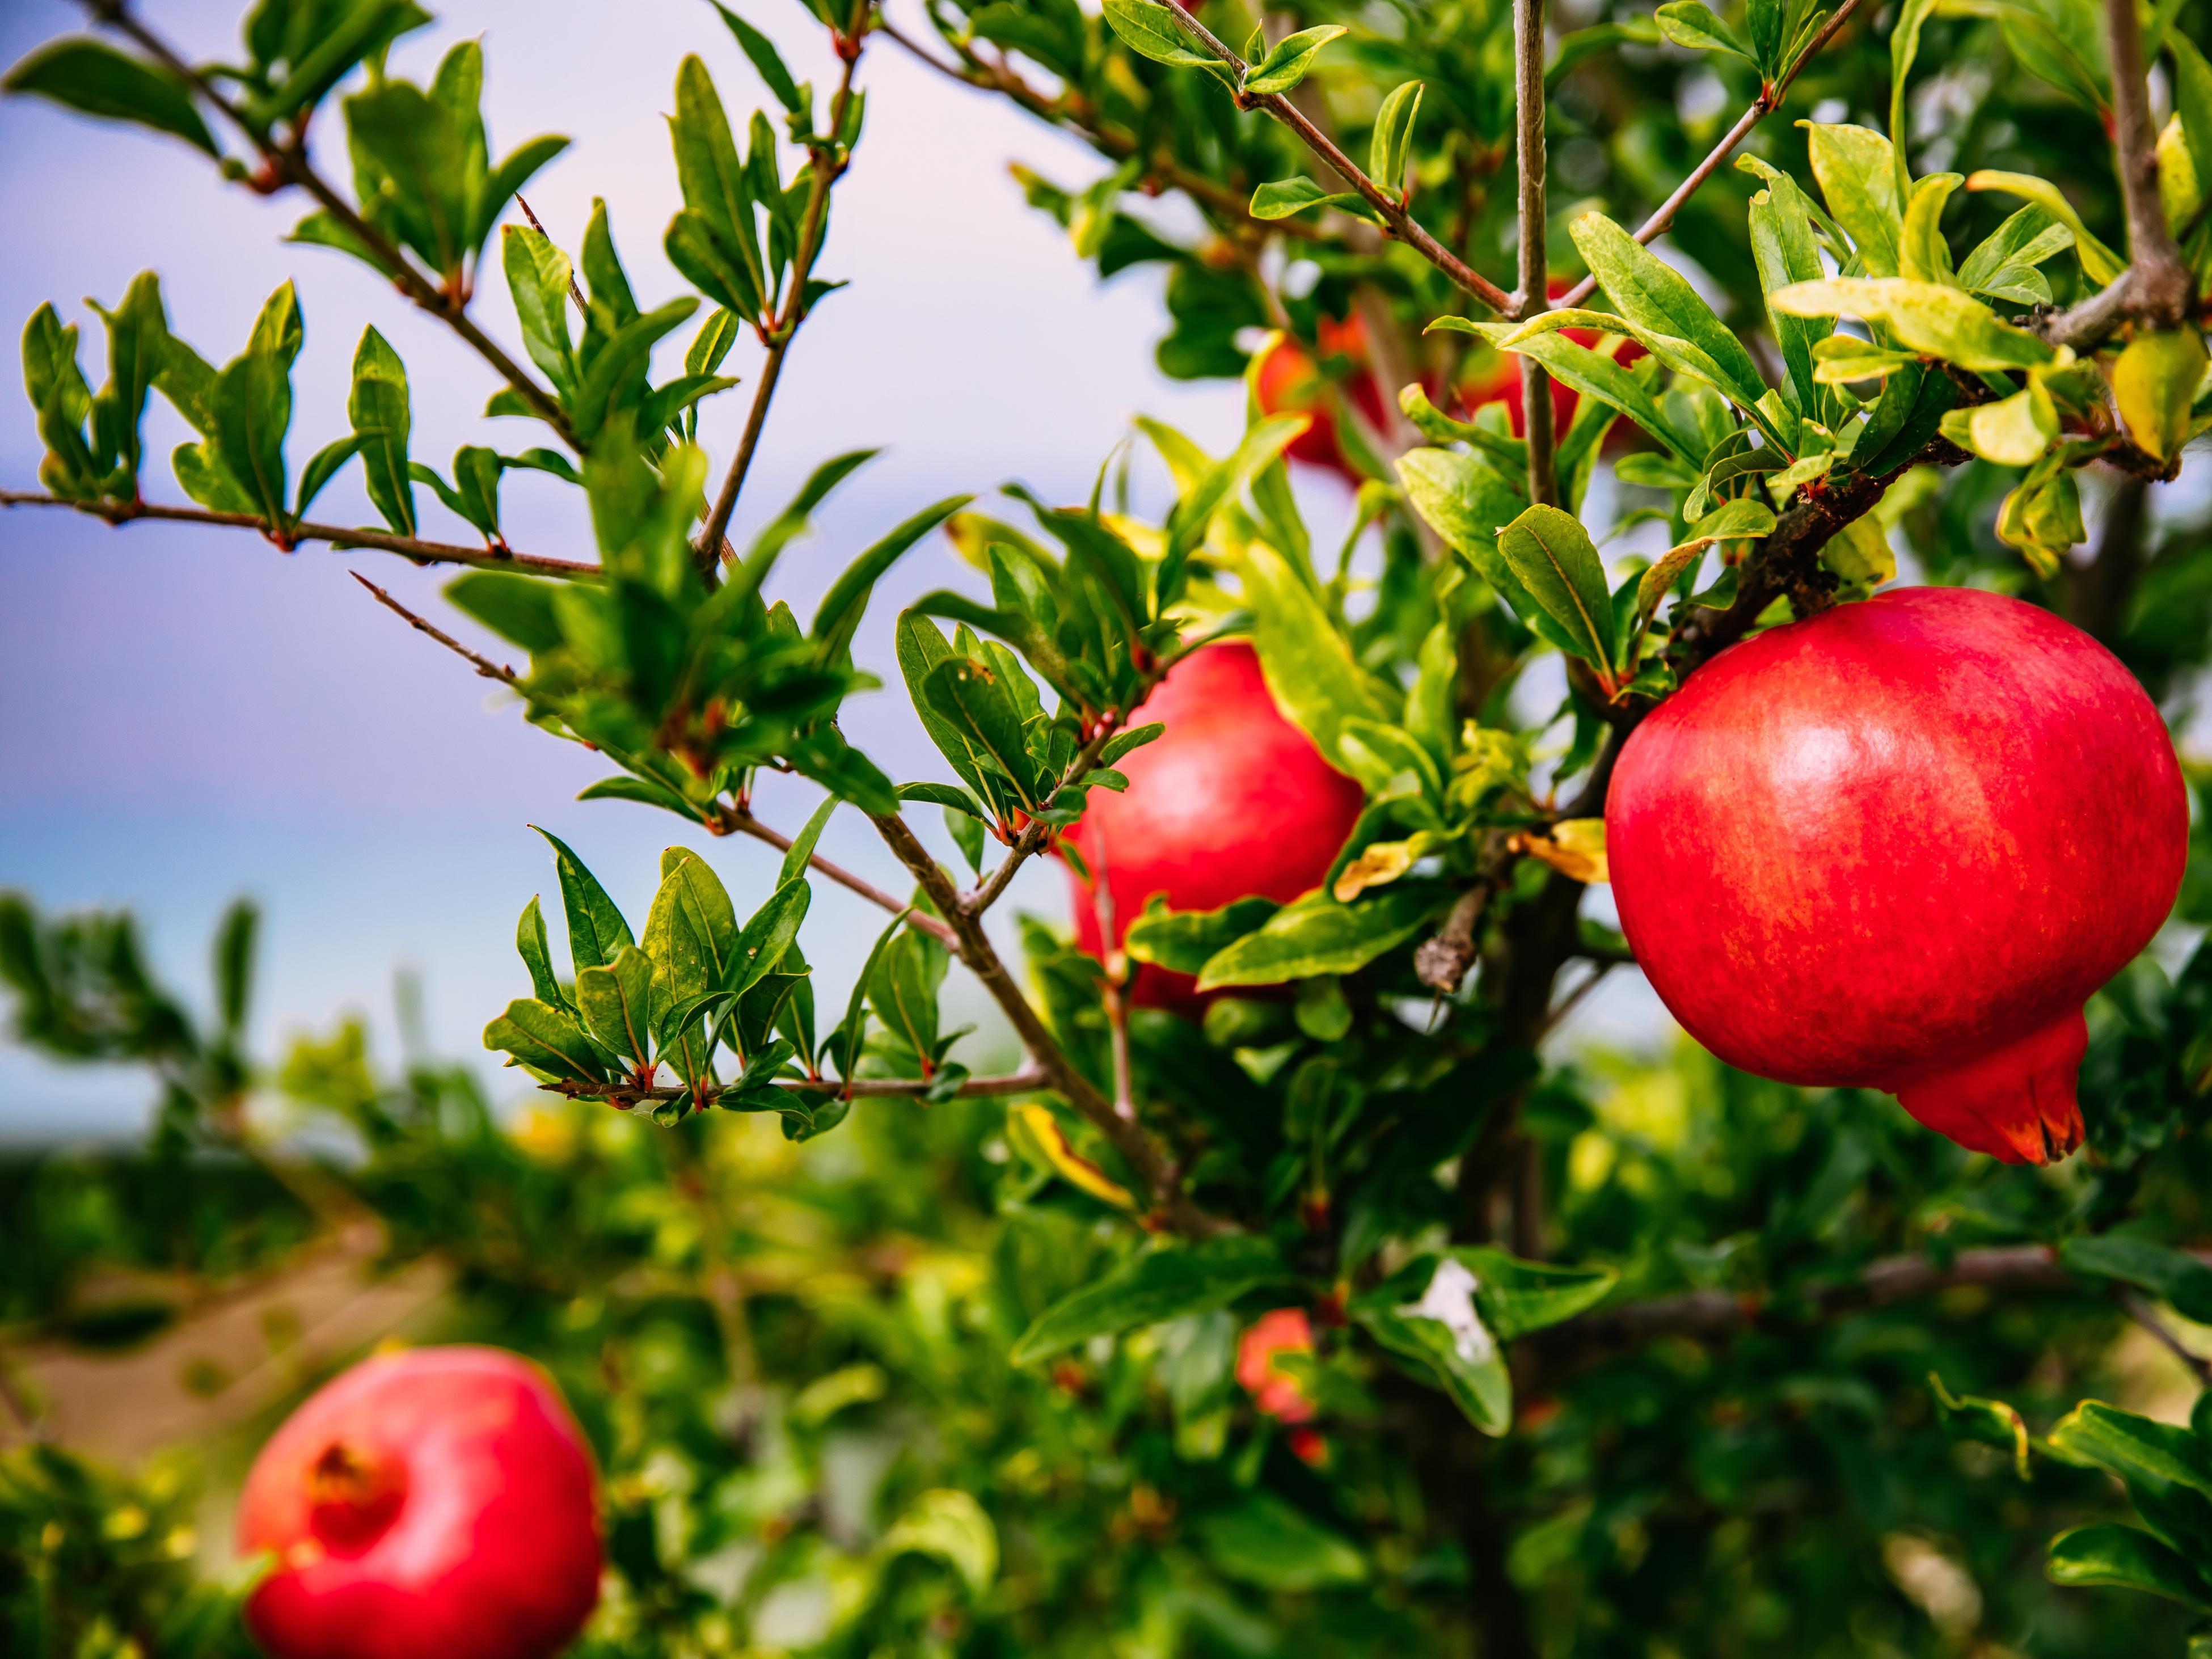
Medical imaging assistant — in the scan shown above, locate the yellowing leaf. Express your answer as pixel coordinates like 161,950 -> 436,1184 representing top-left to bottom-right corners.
2110,330 -> 2208,463
1938,381 -> 2058,466
1512,820 -> 1609,884
1771,278 -> 2054,372
1333,839 -> 1415,902
1964,172 -> 2125,284
1012,1103 -> 1136,1210
1821,516 -> 1895,590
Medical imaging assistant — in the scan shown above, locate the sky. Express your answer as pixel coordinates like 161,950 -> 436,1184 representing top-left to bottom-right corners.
0,0 -> 1669,1139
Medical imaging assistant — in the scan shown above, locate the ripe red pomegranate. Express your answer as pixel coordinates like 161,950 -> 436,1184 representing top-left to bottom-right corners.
1067,641 -> 1366,1015
238,1346 -> 602,1659
1236,1308 -> 1327,1463
1254,314 -> 1394,483
1458,279 -> 1648,438
1608,586 -> 2187,1163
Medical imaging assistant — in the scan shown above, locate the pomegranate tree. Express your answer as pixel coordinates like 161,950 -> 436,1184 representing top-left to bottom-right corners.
1608,588 -> 2188,1162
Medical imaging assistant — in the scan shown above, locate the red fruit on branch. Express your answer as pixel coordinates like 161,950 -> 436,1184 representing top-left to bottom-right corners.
1607,587 -> 2187,1163
1254,314 -> 1395,483
239,1346 -> 602,1659
1236,1307 -> 1317,1422
1066,641 -> 1366,1015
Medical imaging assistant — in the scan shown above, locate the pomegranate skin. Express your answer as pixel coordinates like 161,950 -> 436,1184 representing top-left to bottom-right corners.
239,1346 -> 602,1659
1067,641 -> 1366,1015
1607,586 -> 2186,1163
1254,315 -> 1395,483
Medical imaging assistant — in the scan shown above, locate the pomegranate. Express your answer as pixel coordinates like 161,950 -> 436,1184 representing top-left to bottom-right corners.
238,1346 -> 602,1659
1236,1308 -> 1327,1463
1253,314 -> 1394,482
1607,586 -> 2187,1163
1067,641 -> 1366,1015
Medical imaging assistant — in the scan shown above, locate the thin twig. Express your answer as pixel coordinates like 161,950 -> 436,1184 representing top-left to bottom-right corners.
1158,7 -> 1517,314
0,489 -> 601,580
2122,1293 -> 2212,1384
82,2 -> 576,445
873,17 -> 1322,242
872,810 -> 1225,1236
715,805 -> 959,947
696,7 -> 868,577
516,195 -> 589,319
349,571 -> 519,683
1554,0 -> 1872,310
964,707 -> 1145,916
1092,877 -> 1135,1122
1514,0 -> 1557,505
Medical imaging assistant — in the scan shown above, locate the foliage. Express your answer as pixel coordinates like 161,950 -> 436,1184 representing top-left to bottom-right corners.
5,0 -> 2212,1652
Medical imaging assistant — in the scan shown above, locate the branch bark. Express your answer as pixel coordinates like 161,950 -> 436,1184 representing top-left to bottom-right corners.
1158,7 -> 1517,314
1513,0 -> 1557,505
349,571 -> 519,683
714,805 -> 959,949
1,489 -> 601,580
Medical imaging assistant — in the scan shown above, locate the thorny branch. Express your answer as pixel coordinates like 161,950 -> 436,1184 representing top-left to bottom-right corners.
714,805 -> 961,949
349,571 -> 520,683
82,1 -> 576,444
1513,0 -> 1557,506
0,489 -> 601,580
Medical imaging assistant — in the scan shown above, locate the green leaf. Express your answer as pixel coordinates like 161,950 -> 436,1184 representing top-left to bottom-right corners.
1770,278 -> 2055,372
1454,1247 -> 1619,1339
447,570 -> 564,651
1197,1495 -> 1368,1591
1122,894 -> 1280,976
1740,158 -> 1831,414
502,225 -> 579,396
348,326 -> 415,535
213,899 -> 256,1035
531,825 -> 635,973
1939,380 -> 2059,465
516,894 -> 568,1010
1434,318 -> 1703,464
778,796 -> 839,887
1196,885 -> 1442,991
1888,0 -> 1937,197
1930,1373 -> 2033,1480
925,656 -> 1045,805
1161,413 -> 1307,592
1354,1257 -> 1512,1432
2048,1400 -> 2212,1500
294,433 -> 366,518
1964,171 -> 2125,284
669,55 -> 768,319
2111,331 -> 2208,462
483,995 -> 606,1082
213,345 -> 293,528
575,943 -> 658,1067
1957,205 -> 2074,294
1010,1236 -> 1295,1363
731,878 -> 810,997
884,1489 -> 999,1597
1369,80 -> 1424,192
569,297 -> 698,443
813,494 -> 973,661
642,848 -> 738,1001
1098,722 -> 1164,766
1249,177 -> 1373,222
734,448 -> 880,593
2060,1236 -> 2212,1324
1898,173 -> 1962,284
2047,1525 -> 2212,1610
1803,122 -> 1905,275
709,2 -> 804,112
1567,213 -> 1769,410
826,906 -> 909,1084
1242,24 -> 1346,95
5,38 -> 218,156
1656,1 -> 1756,61
1496,504 -> 1618,670
1101,0 -> 1226,73
1237,539 -> 1391,769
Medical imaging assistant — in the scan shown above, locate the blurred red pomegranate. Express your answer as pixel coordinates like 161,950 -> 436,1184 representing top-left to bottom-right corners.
1608,587 -> 2186,1163
1253,314 -> 1394,483
1459,278 -> 1648,438
239,1346 -> 602,1659
1237,1307 -> 1327,1463
1066,641 -> 1366,1016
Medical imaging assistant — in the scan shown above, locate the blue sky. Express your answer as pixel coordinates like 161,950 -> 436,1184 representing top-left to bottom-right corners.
0,0 -> 1668,1138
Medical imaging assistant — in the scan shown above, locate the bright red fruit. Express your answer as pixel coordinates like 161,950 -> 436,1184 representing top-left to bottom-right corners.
1236,1307 -> 1317,1422
1607,586 -> 2187,1163
1253,314 -> 1394,483
1066,641 -> 1366,1015
238,1346 -> 602,1659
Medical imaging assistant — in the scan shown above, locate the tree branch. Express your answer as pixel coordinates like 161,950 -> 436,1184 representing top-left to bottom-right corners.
83,1 -> 576,445
349,571 -> 519,683
0,489 -> 601,580
697,8 -> 868,578
2122,1292 -> 2212,1384
1553,0 -> 1872,311
712,804 -> 960,948
1514,0 -> 1557,505
1158,8 -> 1517,314
871,810 -> 1224,1236
550,1065 -> 1048,1109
